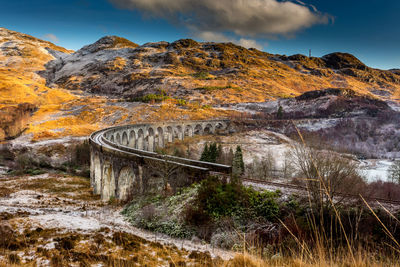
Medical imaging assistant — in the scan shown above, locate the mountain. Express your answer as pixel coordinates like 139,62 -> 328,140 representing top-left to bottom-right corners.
1,27 -> 400,142
41,36 -> 400,104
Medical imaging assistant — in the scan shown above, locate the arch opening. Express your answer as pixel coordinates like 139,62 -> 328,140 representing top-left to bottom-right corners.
194,124 -> 203,135
184,125 -> 193,137
166,126 -> 173,143
122,131 -> 128,146
174,126 -> 183,140
129,130 -> 136,148
203,124 -> 213,135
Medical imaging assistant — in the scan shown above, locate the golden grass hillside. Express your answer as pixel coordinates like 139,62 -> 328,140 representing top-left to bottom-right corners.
1,27 -> 400,141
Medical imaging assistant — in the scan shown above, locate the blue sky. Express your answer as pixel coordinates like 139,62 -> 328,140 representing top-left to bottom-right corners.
1,0 -> 399,69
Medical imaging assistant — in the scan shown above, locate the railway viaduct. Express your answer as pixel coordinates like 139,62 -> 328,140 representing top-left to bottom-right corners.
89,120 -> 232,201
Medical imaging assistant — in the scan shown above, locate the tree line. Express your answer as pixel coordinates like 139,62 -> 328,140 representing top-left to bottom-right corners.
199,142 -> 244,176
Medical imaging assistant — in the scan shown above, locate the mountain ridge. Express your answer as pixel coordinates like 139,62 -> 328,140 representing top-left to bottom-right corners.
39,34 -> 400,104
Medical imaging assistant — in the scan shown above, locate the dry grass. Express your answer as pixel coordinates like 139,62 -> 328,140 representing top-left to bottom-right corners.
1,169 -> 399,266
0,172 -> 221,266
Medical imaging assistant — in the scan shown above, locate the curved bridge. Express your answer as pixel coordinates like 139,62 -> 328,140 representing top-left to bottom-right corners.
90,120 -> 232,201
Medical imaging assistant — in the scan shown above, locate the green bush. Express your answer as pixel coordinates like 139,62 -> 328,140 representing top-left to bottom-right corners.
246,188 -> 280,220
139,94 -> 170,103
189,176 -> 280,223
192,71 -> 210,80
130,90 -> 170,103
195,84 -> 242,92
176,98 -> 187,106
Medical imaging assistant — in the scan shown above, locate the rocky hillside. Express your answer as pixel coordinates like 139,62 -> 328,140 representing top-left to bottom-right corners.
0,27 -> 75,140
1,27 -> 400,141
0,28 -> 229,142
41,36 -> 400,104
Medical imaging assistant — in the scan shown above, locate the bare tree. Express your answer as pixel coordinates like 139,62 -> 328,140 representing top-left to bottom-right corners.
290,143 -> 366,210
282,150 -> 295,179
389,160 -> 400,184
146,155 -> 182,195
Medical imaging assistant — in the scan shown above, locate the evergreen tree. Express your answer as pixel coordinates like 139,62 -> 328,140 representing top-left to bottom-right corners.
232,145 -> 245,176
277,105 -> 284,119
209,142 -> 218,163
200,142 -> 223,163
200,143 -> 209,162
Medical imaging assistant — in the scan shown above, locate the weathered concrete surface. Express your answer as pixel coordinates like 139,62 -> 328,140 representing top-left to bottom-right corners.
90,120 -> 232,201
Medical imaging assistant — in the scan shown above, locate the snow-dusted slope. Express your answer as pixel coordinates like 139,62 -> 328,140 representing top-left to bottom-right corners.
41,35 -> 400,104
0,27 -> 71,72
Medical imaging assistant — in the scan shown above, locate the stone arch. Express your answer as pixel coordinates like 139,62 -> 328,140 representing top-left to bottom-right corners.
137,129 -> 144,150
215,122 -> 225,134
93,153 -> 101,194
184,125 -> 193,137
203,124 -> 213,134
102,162 -> 115,201
122,131 -> 128,146
166,126 -> 173,143
116,133 -> 121,144
128,130 -> 136,148
194,124 -> 203,135
156,127 -> 164,149
147,127 -> 155,151
174,126 -> 183,140
117,166 -> 135,201
110,135 -> 115,143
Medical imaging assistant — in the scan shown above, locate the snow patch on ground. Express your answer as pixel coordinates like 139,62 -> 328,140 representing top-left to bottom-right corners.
295,118 -> 340,131
1,190 -> 46,205
29,214 -> 101,231
359,159 -> 395,182
10,135 -> 87,149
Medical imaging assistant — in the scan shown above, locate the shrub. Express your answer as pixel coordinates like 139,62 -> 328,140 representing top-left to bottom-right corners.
246,189 -> 280,220
130,91 -> 170,103
189,176 -> 280,223
192,71 -> 210,79
176,98 -> 187,106
210,231 -> 241,249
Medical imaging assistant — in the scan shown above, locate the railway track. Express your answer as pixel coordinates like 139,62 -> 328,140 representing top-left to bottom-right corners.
242,177 -> 400,206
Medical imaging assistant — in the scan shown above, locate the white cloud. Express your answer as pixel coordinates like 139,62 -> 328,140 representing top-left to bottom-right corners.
43,33 -> 59,43
109,0 -> 331,42
196,31 -> 264,50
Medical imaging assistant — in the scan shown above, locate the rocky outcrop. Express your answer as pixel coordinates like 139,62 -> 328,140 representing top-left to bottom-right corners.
295,88 -> 356,101
0,103 -> 37,141
322,53 -> 367,70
